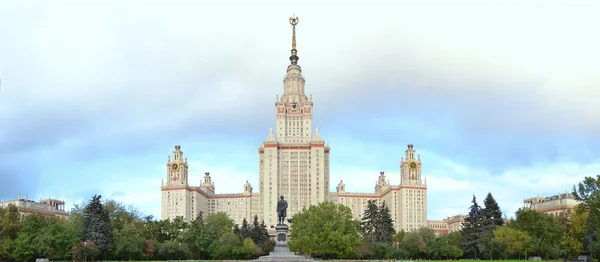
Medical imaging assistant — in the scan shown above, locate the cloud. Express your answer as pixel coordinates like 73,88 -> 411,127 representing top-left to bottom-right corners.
0,1 -> 598,222
424,151 -> 600,220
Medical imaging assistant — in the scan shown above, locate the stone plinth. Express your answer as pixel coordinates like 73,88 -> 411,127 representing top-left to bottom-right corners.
251,224 -> 313,261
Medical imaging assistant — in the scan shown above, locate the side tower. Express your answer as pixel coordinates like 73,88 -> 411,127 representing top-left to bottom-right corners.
258,15 -> 331,228
398,144 -> 427,231
161,145 -> 191,221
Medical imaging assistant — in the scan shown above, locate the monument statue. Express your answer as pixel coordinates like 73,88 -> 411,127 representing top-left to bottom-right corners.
277,195 -> 288,225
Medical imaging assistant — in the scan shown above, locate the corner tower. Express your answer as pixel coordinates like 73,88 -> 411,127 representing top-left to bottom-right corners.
161,145 -> 191,221
398,144 -> 427,231
258,15 -> 331,228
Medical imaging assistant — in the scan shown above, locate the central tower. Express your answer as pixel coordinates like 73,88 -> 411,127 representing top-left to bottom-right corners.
258,15 -> 331,228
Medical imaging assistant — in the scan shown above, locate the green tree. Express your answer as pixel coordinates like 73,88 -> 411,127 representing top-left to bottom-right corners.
480,230 -> 505,260
39,217 -> 79,260
158,240 -> 190,260
0,204 -> 23,260
184,212 -> 212,259
398,231 -> 422,258
482,192 -> 504,227
556,210 -> 585,262
440,233 -> 464,259
258,220 -> 273,253
494,225 -> 533,259
12,214 -> 48,260
417,227 -> 436,245
165,216 -> 188,242
212,231 -> 255,259
240,217 -> 250,238
425,234 -> 464,260
113,221 -> 145,260
394,229 -> 406,246
249,215 -> 269,247
82,195 -> 113,258
360,200 -> 395,245
376,201 -> 395,244
206,212 -> 235,236
11,214 -> 77,261
510,208 -> 562,259
289,201 -> 361,259
360,200 -> 378,244
72,240 -> 99,262
572,174 -> 600,258
68,202 -> 87,242
140,215 -> 161,243
371,242 -> 394,259
191,211 -> 244,259
104,199 -> 142,233
462,195 -> 484,259
446,231 -> 462,247
479,192 -> 504,259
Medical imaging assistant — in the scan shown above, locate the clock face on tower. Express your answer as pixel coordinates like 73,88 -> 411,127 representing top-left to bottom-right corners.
291,101 -> 297,110
171,163 -> 179,171
409,161 -> 417,170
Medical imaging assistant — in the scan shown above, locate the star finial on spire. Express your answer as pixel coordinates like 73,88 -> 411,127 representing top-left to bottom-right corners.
289,14 -> 299,65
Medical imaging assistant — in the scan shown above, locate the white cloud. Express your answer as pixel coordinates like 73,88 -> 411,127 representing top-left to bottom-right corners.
187,160 -> 255,194
2,1 -> 599,134
427,177 -> 472,192
2,0 -> 599,222
424,152 -> 599,220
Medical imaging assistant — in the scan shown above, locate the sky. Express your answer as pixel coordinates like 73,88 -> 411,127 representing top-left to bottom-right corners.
1,0 -> 599,221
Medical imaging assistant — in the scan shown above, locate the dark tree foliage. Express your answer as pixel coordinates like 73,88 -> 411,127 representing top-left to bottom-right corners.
246,216 -> 270,247
82,195 -> 113,258
360,200 -> 395,245
194,211 -> 204,224
462,195 -> 484,259
360,200 -> 379,244
511,208 -> 562,258
375,201 -> 395,244
482,192 -> 504,227
233,224 -> 241,235
479,192 -> 504,259
240,218 -> 250,239
257,220 -> 270,245
572,174 -> 600,256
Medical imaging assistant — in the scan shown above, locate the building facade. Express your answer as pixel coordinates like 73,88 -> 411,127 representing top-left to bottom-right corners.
160,16 -> 456,232
0,194 -> 69,218
427,214 -> 467,236
523,192 -> 580,215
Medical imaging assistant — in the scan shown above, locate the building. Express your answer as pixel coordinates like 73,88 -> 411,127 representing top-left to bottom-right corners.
426,214 -> 466,236
523,192 -> 580,215
445,214 -> 466,233
161,16 -> 456,232
0,194 -> 69,218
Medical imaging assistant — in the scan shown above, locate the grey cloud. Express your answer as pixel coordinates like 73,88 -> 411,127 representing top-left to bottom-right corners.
0,154 -> 41,201
1,1 -> 599,197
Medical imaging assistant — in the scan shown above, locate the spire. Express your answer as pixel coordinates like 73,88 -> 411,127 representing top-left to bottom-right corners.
314,127 -> 323,141
289,14 -> 299,65
266,128 -> 276,141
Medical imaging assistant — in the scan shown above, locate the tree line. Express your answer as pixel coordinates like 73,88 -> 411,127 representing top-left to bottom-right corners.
0,195 -> 273,261
0,174 -> 598,261
288,175 -> 600,260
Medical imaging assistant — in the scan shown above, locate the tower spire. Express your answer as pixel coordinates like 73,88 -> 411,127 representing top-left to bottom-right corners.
289,14 -> 299,65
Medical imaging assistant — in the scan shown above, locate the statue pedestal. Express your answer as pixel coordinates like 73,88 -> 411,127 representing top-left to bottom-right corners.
274,224 -> 291,253
251,224 -> 313,261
